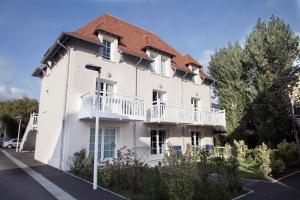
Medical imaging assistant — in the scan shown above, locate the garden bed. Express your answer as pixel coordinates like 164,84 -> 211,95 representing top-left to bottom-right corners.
69,148 -> 245,200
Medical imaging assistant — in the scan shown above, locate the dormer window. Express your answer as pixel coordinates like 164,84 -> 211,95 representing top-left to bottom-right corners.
161,57 -> 167,76
150,53 -> 156,72
102,40 -> 111,60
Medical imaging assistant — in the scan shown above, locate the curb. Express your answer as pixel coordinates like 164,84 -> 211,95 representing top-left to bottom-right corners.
64,171 -> 128,200
231,188 -> 254,200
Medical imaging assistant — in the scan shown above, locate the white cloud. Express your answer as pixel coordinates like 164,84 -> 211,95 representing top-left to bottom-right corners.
198,49 -> 214,68
0,57 -> 26,101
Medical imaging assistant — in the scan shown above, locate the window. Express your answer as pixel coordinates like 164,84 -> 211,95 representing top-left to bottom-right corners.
102,40 -> 111,60
161,58 -> 167,76
150,54 -> 156,72
89,128 -> 116,160
151,130 -> 166,154
191,131 -> 201,147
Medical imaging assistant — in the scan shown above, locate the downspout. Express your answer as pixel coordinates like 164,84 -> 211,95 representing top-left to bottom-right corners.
57,39 -> 71,171
133,57 -> 143,160
180,71 -> 188,153
181,71 -> 188,105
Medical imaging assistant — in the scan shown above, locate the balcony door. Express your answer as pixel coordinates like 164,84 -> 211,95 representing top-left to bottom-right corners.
153,90 -> 166,118
191,98 -> 200,121
191,131 -> 202,148
96,79 -> 114,112
96,80 -> 114,97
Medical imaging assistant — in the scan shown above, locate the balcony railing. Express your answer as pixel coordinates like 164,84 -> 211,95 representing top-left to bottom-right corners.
149,100 -> 226,126
79,91 -> 145,121
79,92 -> 226,127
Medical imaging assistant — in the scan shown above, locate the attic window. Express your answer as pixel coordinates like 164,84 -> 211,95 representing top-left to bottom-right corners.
102,40 -> 111,60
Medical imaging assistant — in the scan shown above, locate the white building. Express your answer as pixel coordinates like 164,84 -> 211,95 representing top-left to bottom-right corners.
31,13 -> 226,170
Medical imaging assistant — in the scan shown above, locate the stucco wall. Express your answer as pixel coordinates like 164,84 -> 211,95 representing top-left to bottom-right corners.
35,36 -> 214,170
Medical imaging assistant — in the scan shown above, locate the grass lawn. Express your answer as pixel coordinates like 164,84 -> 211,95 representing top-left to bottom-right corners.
238,159 -> 265,180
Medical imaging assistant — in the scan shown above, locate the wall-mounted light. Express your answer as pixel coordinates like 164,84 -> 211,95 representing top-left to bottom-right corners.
196,92 -> 198,97
107,73 -> 112,78
159,84 -> 163,89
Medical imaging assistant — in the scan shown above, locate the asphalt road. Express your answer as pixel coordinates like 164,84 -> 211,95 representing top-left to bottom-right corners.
0,149 -> 124,200
241,172 -> 300,200
0,151 -> 55,200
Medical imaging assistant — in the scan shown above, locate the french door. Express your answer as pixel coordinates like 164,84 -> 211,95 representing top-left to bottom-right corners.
191,131 -> 201,148
151,130 -> 166,155
89,128 -> 116,160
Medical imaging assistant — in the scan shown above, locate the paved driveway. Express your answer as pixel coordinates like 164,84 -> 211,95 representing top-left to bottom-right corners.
241,172 -> 300,200
0,150 -> 55,200
0,149 -> 125,200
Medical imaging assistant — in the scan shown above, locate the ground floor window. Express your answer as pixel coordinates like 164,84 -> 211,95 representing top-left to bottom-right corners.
191,131 -> 201,147
89,128 -> 116,160
151,130 -> 166,154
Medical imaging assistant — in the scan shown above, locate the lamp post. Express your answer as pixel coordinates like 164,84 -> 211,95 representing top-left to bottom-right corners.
16,116 -> 22,152
85,64 -> 101,190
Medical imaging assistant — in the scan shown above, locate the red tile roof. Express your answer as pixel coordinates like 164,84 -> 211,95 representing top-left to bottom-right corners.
182,55 -> 203,68
72,13 -> 204,73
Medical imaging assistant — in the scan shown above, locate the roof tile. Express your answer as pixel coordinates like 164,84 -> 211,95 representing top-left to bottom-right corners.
73,13 -> 203,73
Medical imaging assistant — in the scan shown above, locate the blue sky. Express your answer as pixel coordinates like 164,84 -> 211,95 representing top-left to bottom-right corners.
0,0 -> 299,100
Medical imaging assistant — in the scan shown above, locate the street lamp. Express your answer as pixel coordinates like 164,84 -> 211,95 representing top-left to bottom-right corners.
85,64 -> 101,190
16,116 -> 22,152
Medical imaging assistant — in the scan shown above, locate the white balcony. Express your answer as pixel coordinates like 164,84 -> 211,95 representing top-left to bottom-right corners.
79,92 -> 226,127
79,92 -> 146,121
148,100 -> 226,127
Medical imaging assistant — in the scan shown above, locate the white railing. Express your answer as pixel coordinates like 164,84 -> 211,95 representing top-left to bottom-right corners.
79,92 -> 226,127
79,92 -> 146,120
149,100 -> 226,126
20,113 -> 38,151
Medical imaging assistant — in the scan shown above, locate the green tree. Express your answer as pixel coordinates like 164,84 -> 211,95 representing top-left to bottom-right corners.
244,16 -> 300,145
209,42 -> 248,135
0,97 -> 38,138
209,16 -> 300,147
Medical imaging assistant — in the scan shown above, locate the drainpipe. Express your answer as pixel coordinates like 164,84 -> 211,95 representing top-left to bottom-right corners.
181,72 -> 188,105
133,57 -> 143,160
180,71 -> 188,152
57,39 -> 71,171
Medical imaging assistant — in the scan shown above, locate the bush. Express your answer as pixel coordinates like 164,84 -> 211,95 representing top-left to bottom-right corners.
70,147 -> 242,200
254,143 -> 272,178
276,139 -> 300,168
214,134 -> 227,146
271,157 -> 285,176
233,140 -> 249,161
69,149 -> 93,181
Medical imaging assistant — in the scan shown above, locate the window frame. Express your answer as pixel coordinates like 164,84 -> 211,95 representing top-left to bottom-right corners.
89,127 -> 117,161
151,130 -> 166,155
102,40 -> 111,60
191,131 -> 201,147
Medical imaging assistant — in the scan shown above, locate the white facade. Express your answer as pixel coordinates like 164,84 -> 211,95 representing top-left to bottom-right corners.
34,28 -> 225,170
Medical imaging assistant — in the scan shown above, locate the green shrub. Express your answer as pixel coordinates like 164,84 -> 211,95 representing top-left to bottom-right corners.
163,146 -> 196,200
233,140 -> 249,161
255,143 -> 272,178
69,149 -> 93,181
214,134 -> 227,146
271,157 -> 285,176
276,139 -> 300,168
70,147 -> 242,200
